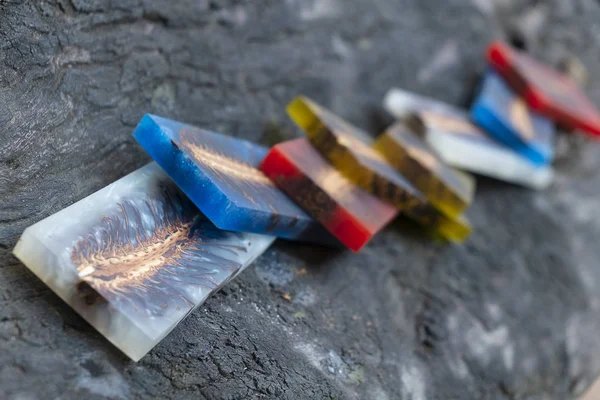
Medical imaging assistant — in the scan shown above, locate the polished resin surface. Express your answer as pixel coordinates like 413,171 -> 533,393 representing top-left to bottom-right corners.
471,70 -> 555,166
261,138 -> 397,252
13,163 -> 274,361
133,114 -> 331,243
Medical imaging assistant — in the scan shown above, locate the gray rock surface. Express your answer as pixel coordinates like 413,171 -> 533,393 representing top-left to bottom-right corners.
2,0 -> 600,398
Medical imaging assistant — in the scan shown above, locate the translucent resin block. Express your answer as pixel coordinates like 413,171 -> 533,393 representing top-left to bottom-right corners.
384,89 -> 553,189
384,88 -> 463,121
374,122 -> 475,219
487,40 -> 600,137
471,70 -> 555,166
287,96 -> 471,242
260,138 -> 398,252
133,114 -> 332,244
13,163 -> 275,361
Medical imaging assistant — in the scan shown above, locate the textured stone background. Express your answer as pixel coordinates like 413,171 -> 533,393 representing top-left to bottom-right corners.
2,0 -> 600,399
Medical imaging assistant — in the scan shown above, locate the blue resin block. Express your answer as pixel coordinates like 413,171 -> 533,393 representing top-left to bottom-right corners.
471,71 -> 556,166
133,114 -> 333,243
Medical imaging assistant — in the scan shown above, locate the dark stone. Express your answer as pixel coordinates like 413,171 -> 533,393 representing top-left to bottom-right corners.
1,0 -> 600,399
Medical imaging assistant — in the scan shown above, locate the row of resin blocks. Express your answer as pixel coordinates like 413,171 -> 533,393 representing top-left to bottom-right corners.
14,40 -> 600,362
12,92 -> 480,361
131,39 -> 600,253
136,96 -> 476,252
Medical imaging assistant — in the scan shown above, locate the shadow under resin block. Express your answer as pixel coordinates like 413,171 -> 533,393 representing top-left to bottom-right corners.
374,122 -> 475,219
133,114 -> 331,243
385,90 -> 554,189
287,96 -> 471,242
471,70 -> 555,166
487,40 -> 600,137
13,163 -> 275,361
260,138 -> 398,252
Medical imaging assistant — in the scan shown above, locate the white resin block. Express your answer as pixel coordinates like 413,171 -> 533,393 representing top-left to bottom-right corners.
384,88 -> 554,189
425,131 -> 553,190
13,163 -> 275,361
384,88 -> 460,120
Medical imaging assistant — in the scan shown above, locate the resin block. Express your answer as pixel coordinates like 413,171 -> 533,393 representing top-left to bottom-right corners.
133,114 -> 331,243
471,70 -> 556,166
13,163 -> 275,361
287,96 -> 471,242
487,40 -> 600,137
260,138 -> 398,252
384,89 -> 553,189
374,122 -> 475,219
384,88 -> 463,121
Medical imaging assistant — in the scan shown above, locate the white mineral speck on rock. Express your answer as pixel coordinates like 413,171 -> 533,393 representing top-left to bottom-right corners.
401,363 -> 426,400
466,325 -> 509,365
297,0 -> 339,21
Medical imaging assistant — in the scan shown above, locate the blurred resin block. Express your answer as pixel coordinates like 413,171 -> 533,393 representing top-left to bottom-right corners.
374,122 -> 475,219
487,40 -> 600,137
287,96 -> 471,242
384,88 -> 553,189
133,114 -> 332,243
13,163 -> 274,361
384,88 -> 463,121
471,70 -> 555,166
260,138 -> 398,252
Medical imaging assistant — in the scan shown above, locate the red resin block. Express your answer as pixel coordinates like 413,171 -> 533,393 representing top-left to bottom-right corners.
260,138 -> 398,252
487,40 -> 600,137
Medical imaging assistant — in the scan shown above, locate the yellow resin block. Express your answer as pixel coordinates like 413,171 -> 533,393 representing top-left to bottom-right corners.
287,96 -> 471,242
374,122 -> 475,219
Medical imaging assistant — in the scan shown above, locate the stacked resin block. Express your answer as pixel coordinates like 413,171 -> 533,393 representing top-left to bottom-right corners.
384,89 -> 554,189
260,138 -> 398,252
471,71 -> 555,166
287,96 -> 471,241
487,40 -> 600,137
13,163 -> 274,361
133,114 -> 333,244
374,122 -> 475,219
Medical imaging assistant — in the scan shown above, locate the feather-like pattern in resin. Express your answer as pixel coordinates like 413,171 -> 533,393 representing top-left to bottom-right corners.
13,163 -> 274,361
132,114 -> 334,245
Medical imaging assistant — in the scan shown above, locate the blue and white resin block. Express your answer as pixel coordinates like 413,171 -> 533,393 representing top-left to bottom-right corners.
471,71 -> 556,166
133,114 -> 333,243
384,88 -> 554,189
13,163 -> 275,361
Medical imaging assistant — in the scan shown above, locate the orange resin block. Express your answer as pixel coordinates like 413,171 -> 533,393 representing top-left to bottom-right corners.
260,138 -> 398,252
